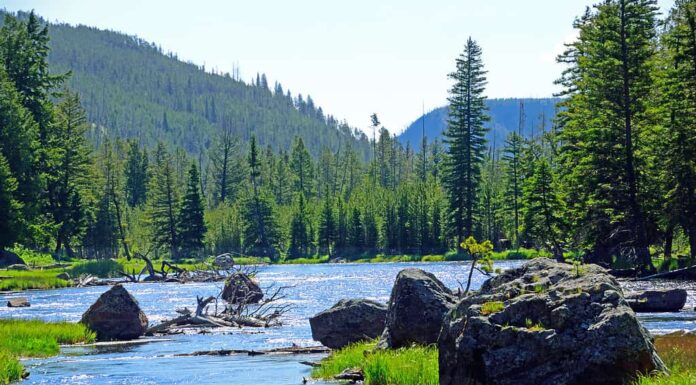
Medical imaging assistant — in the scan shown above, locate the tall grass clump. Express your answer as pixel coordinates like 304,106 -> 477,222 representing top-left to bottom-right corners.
0,319 -> 95,383
0,270 -> 71,291
313,341 -> 438,385
68,259 -> 123,278
0,350 -> 23,384
633,333 -> 696,385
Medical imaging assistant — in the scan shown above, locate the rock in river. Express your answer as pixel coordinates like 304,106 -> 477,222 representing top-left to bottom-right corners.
81,284 -> 148,341
7,297 -> 30,307
379,268 -> 457,348
0,250 -> 25,268
439,258 -> 667,385
310,298 -> 387,349
626,289 -> 687,313
221,273 -> 263,304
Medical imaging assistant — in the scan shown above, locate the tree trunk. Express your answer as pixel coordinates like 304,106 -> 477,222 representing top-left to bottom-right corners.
664,225 -> 674,260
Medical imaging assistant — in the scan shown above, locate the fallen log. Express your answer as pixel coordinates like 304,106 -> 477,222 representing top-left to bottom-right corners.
175,345 -> 330,357
634,264 -> 696,281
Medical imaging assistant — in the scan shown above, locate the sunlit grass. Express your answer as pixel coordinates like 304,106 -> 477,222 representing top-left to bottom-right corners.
0,270 -> 71,291
313,341 -> 438,385
68,259 -> 123,278
281,255 -> 330,264
0,319 -> 95,384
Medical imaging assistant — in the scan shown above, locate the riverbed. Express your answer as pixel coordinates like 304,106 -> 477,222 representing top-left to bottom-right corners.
2,261 -> 695,385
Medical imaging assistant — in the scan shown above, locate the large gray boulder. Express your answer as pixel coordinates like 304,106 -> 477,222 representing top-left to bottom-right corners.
221,273 -> 263,304
626,289 -> 687,313
379,268 -> 457,348
0,250 -> 24,268
310,298 -> 387,349
439,258 -> 666,385
81,284 -> 148,341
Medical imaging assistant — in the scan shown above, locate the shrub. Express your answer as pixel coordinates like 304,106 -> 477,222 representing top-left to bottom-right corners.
481,301 -> 505,315
68,259 -> 123,278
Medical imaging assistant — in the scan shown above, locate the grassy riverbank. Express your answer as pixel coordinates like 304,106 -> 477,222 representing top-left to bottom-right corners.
0,319 -> 94,384
313,334 -> 696,385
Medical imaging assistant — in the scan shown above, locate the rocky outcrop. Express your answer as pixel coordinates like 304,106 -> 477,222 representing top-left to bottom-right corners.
81,284 -> 148,341
0,250 -> 24,268
7,297 -> 30,307
626,289 -> 687,313
221,273 -> 263,304
310,298 -> 387,349
379,268 -> 457,348
439,258 -> 666,385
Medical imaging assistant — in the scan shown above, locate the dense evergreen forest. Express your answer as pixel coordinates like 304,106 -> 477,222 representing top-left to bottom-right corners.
0,11 -> 372,159
399,98 -> 561,150
0,0 -> 694,272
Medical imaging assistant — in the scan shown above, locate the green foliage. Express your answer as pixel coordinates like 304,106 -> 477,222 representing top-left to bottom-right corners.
68,259 -> 122,278
0,319 -> 94,384
147,143 -> 180,258
481,301 -> 505,315
313,341 -> 438,385
178,163 -> 206,258
0,270 -> 71,291
443,37 -> 489,244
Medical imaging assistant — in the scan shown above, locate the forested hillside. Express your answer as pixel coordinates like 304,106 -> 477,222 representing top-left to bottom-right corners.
0,11 -> 371,158
399,98 -> 560,149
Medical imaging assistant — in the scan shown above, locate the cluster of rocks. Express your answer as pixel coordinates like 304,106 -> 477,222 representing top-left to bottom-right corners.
310,259 -> 674,385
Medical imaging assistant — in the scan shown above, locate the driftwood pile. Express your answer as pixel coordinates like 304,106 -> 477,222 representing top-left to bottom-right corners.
146,264 -> 292,334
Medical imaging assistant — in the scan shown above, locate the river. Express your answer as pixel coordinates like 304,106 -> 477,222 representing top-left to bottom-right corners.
1,261 -> 695,385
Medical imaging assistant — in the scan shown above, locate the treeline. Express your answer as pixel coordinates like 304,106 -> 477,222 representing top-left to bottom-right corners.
1,1 -> 695,269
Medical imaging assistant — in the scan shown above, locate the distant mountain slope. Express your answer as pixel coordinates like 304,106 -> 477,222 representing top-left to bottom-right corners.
399,98 -> 560,150
1,11 -> 371,158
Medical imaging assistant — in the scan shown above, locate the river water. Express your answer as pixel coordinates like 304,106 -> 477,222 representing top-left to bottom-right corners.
1,261 -> 695,385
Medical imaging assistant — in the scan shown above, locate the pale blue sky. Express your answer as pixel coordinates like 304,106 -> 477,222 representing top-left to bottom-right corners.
2,0 -> 675,134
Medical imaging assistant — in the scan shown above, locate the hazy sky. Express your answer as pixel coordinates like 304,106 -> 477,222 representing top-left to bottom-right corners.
3,0 -> 675,134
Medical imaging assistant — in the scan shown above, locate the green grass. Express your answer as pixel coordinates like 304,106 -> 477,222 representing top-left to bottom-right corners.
313,335 -> 694,385
313,341 -> 438,385
10,247 -> 57,267
0,319 -> 95,384
281,255 -> 330,264
68,259 -> 123,278
481,301 -> 505,315
0,270 -> 71,291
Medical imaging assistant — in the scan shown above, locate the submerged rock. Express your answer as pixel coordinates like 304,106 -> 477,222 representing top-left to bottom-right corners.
379,268 -> 457,348
81,284 -> 148,341
310,298 -> 387,349
7,297 -> 30,307
626,289 -> 687,313
0,250 -> 24,268
221,273 -> 263,304
438,258 -> 667,385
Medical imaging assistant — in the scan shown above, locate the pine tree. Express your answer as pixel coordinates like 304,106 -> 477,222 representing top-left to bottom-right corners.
521,159 -> 565,260
47,91 -> 92,257
210,127 -> 245,205
290,137 -> 314,197
147,143 -> 180,258
0,153 -> 22,250
179,162 -> 206,258
349,207 -> 365,251
125,140 -> 148,207
557,0 -> 658,270
241,136 -> 280,259
659,0 -> 696,257
288,193 -> 311,259
318,194 -> 336,256
502,132 -> 523,245
0,66 -> 40,231
443,37 -> 489,246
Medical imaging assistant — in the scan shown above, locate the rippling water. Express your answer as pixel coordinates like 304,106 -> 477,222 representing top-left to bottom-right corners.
1,261 -> 694,384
